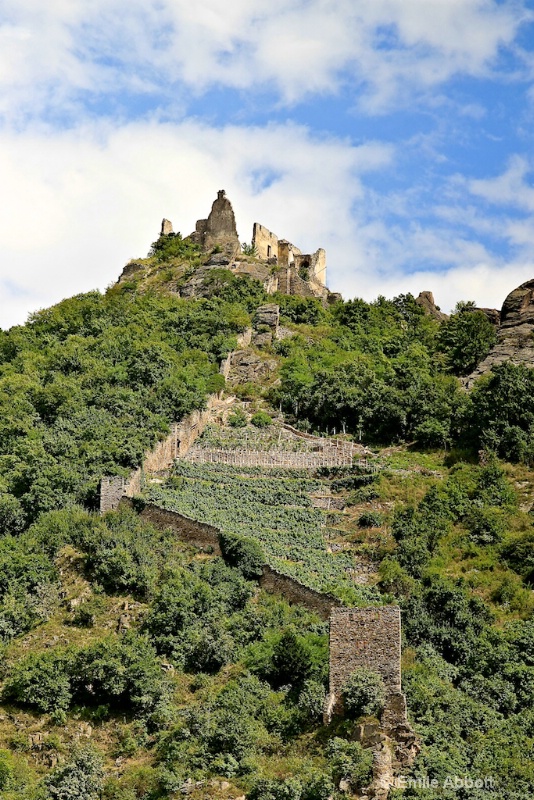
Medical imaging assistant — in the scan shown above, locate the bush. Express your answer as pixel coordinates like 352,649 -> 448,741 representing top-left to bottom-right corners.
466,506 -> 506,545
342,667 -> 386,718
3,633 -> 168,717
251,411 -> 272,428
228,408 -> 247,427
219,532 -> 264,579
326,737 -> 373,790
297,679 -> 326,723
44,746 -> 104,800
271,630 -> 314,690
357,511 -> 383,528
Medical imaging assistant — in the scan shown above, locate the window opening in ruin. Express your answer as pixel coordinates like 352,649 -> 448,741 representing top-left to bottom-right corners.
299,260 -> 310,280
267,245 -> 272,257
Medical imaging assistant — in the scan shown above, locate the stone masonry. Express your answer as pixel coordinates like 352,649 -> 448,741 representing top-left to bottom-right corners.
328,606 -> 402,703
191,189 -> 240,258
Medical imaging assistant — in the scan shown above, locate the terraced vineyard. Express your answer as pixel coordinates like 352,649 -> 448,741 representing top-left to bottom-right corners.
145,461 -> 383,604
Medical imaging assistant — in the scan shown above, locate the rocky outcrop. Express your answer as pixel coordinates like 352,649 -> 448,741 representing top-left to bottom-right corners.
477,307 -> 500,326
465,278 -> 534,388
253,303 -> 280,345
415,291 -> 448,322
226,349 -> 277,385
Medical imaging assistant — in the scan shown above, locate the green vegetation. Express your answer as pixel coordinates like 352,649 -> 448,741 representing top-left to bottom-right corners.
1,249 -> 534,798
342,667 -> 386,718
146,461 -> 383,603
0,288 -> 248,523
437,301 -> 497,376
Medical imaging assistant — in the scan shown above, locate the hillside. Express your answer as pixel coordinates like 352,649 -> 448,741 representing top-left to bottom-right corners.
0,223 -> 534,800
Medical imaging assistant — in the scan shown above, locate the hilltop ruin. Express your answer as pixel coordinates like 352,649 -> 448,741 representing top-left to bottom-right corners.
166,189 -> 331,301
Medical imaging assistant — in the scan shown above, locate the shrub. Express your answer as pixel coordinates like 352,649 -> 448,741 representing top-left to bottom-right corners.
342,667 -> 386,718
228,408 -> 247,427
4,634 -> 168,717
271,630 -> 313,689
326,737 -> 373,790
219,532 -> 264,579
466,506 -> 506,545
44,746 -> 104,800
414,419 -> 451,449
357,511 -> 383,528
3,649 -> 73,712
251,411 -> 272,428
297,679 -> 326,722
0,749 -> 15,790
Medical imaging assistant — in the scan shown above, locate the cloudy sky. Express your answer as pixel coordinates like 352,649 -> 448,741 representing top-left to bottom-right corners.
1,0 -> 534,328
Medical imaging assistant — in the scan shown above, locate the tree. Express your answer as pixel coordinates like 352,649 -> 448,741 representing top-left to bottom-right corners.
44,747 -> 104,800
437,302 -> 497,376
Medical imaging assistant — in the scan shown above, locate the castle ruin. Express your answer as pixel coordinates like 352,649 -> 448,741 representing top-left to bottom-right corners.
160,190 -> 330,300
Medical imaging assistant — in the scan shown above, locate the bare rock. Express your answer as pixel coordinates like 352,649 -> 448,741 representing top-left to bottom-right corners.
465,278 -> 534,387
477,307 -> 500,326
415,291 -> 448,322
226,350 -> 277,385
118,261 -> 145,281
254,304 -> 280,332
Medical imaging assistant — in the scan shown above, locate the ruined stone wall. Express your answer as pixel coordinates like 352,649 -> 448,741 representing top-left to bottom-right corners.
100,477 -> 128,512
329,606 -> 402,698
192,190 -> 240,257
142,425 -> 179,473
259,566 -> 341,620
252,223 -> 279,260
99,332 -> 255,512
121,498 -> 222,554
278,240 -> 302,268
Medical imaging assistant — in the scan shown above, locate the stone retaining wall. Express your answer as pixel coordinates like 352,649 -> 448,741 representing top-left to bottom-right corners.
259,565 -> 342,621
121,498 -> 222,555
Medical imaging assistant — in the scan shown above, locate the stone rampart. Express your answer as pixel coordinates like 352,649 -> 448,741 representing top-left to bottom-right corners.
117,501 -> 341,620
121,498 -> 222,554
99,332 -> 255,513
259,566 -> 342,620
329,606 -> 402,697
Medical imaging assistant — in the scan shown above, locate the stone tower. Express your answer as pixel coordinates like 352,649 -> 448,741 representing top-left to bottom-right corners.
191,190 -> 240,258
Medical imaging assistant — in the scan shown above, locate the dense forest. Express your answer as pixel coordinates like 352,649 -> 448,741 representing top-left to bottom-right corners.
1,237 -> 534,799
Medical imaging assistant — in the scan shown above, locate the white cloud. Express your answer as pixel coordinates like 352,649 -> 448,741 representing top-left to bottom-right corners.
0,119 -> 392,329
0,0 -> 530,120
2,118 -> 534,330
469,155 -> 534,211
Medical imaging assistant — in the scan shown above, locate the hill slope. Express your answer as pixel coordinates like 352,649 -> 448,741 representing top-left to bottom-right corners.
0,236 -> 534,799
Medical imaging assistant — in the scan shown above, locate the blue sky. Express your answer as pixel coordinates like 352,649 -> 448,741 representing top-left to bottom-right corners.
1,0 -> 534,328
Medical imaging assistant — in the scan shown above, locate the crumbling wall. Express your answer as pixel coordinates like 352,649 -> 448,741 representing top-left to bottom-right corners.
328,606 -> 402,698
192,190 -> 240,257
122,498 -> 222,554
252,223 -> 279,260
259,566 -> 341,620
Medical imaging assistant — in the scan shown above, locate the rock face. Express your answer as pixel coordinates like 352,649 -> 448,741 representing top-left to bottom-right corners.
253,303 -> 280,345
191,190 -> 240,258
465,278 -> 534,388
226,350 -> 277,385
415,291 -> 449,322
